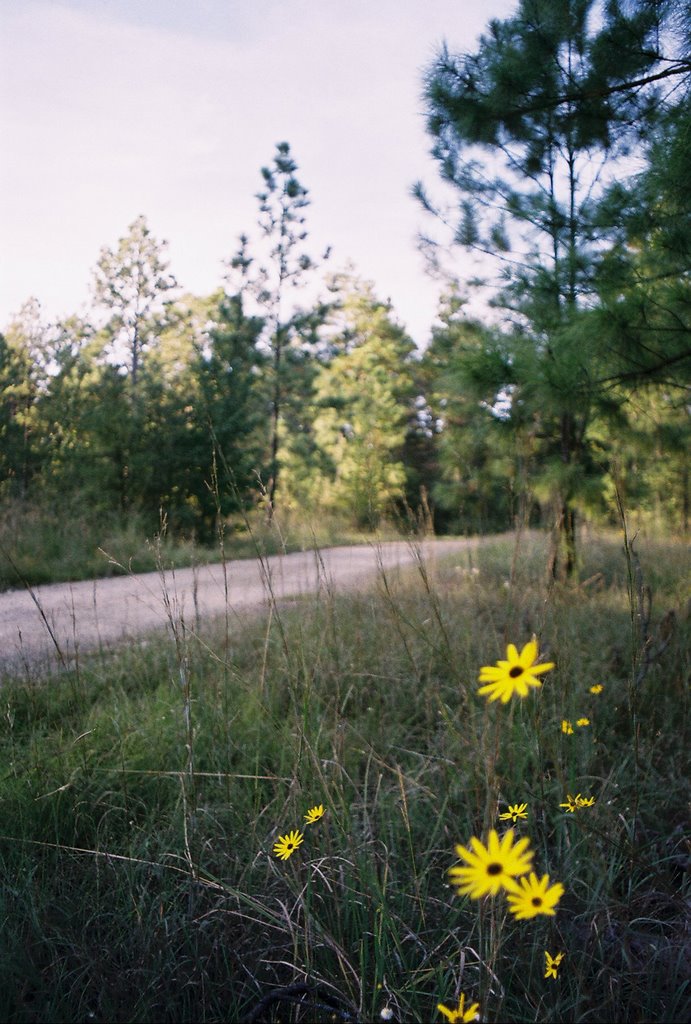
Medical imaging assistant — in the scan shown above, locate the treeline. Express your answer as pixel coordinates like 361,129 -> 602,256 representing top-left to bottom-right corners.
0,204 -> 426,541
1,1 -> 689,568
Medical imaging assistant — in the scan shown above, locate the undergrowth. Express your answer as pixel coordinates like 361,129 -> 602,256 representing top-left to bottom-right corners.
0,530 -> 688,1022
0,499 -> 399,590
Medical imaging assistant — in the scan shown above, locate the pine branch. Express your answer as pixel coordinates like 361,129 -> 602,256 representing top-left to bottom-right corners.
500,61 -> 691,120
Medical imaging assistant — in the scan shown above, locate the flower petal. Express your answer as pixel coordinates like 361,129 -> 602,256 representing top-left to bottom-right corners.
478,683 -> 503,700
529,661 -> 555,676
478,667 -> 506,681
519,639 -> 538,666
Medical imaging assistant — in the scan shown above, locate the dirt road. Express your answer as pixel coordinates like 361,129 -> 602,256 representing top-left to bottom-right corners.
0,538 -> 480,674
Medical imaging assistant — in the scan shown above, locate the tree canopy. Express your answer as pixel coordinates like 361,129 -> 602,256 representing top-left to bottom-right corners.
1,38 -> 688,564
415,0 -> 690,571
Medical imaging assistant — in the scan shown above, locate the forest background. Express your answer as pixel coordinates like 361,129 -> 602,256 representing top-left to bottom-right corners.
1,0 -> 689,584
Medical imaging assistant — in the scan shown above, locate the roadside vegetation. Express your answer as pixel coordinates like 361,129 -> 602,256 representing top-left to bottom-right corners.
0,501 -> 398,591
3,5 -> 689,596
1,4 -> 688,1020
0,529 -> 688,1023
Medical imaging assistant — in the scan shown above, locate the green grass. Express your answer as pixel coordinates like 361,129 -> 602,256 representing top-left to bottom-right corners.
0,530 -> 688,1022
0,499 -> 403,590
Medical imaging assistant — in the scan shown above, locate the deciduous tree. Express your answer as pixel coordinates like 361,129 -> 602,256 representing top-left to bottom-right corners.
312,277 -> 416,527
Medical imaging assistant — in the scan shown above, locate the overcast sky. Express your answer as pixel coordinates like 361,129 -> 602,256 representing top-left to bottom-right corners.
0,0 -> 517,347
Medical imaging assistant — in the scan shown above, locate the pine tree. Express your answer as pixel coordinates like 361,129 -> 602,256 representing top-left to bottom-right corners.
230,142 -> 327,518
590,100 -> 691,390
91,216 -> 177,512
419,284 -> 523,534
93,215 -> 177,395
0,300 -> 49,499
417,0 -> 688,573
192,291 -> 266,534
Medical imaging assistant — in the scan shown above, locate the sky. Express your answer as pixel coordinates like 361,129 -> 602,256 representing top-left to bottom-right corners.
0,0 -> 517,347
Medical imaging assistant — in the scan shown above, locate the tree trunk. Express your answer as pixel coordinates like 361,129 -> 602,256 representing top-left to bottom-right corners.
266,326 -> 282,522
547,497 -> 577,581
564,501 -> 577,578
559,411 -> 578,579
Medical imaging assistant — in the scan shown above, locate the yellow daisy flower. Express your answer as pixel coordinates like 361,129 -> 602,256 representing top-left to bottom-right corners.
576,717 -> 590,727
273,829 -> 304,860
499,802 -> 528,823
559,793 -> 580,813
478,638 -> 554,703
561,720 -> 574,734
505,872 -> 565,919
437,993 -> 481,1022
589,684 -> 604,694
544,950 -> 565,979
576,794 -> 596,808
449,828 -> 533,899
304,804 -> 325,824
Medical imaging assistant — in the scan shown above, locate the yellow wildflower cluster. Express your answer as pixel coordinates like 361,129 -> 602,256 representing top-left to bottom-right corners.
560,793 -> 596,813
448,829 -> 564,919
562,716 -> 591,733
273,804 -> 326,861
436,638 -> 607,1016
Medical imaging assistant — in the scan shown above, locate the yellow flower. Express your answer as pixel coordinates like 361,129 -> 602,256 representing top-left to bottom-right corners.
273,829 -> 304,860
449,828 -> 533,899
505,872 -> 565,919
437,993 -> 481,1022
478,638 -> 554,703
560,793 -> 595,812
499,802 -> 528,823
589,684 -> 604,694
576,717 -> 590,727
304,804 -> 325,824
561,719 -> 574,734
544,950 -> 565,979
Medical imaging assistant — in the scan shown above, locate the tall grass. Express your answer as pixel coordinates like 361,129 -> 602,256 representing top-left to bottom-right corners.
0,498 -> 402,590
0,530 -> 688,1022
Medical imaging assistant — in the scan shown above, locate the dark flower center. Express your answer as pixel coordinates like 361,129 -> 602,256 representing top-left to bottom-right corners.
531,897 -> 542,907
287,843 -> 294,850
509,666 -> 524,678
486,862 -> 503,876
